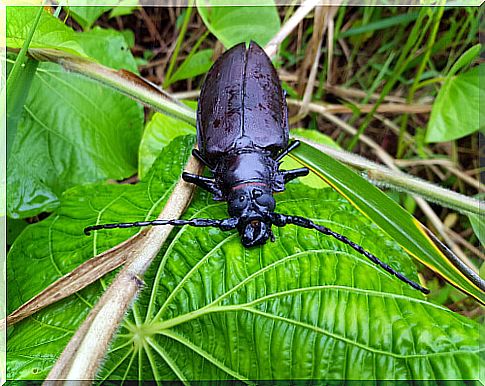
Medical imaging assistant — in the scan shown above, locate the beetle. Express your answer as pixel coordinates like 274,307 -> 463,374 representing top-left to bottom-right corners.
85,41 -> 429,294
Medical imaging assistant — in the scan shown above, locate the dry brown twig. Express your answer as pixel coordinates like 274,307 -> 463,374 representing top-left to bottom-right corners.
2,236 -> 132,329
294,5 -> 327,120
374,113 -> 484,192
44,155 -> 203,383
265,0 -> 321,60
326,84 -> 406,103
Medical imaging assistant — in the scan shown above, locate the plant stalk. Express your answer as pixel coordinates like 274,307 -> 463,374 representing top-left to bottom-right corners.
265,0 -> 321,60
6,6 -> 43,161
26,48 -> 196,125
163,2 -> 194,88
292,136 -> 482,216
44,155 -> 203,383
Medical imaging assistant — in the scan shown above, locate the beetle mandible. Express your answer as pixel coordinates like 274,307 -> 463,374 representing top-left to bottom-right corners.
85,41 -> 429,294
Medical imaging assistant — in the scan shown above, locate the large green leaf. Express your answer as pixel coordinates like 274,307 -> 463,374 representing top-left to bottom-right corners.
292,142 -> 485,305
7,9 -> 143,219
138,101 -> 197,179
469,214 -> 485,247
197,0 -> 280,49
6,7 -> 86,57
7,136 -> 481,381
426,64 -> 484,143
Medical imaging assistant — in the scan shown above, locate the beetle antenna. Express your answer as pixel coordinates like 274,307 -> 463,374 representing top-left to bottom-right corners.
274,140 -> 301,162
270,213 -> 430,294
84,217 -> 238,236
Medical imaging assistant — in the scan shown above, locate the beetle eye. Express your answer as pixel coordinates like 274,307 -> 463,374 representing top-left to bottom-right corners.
252,189 -> 263,198
254,193 -> 276,211
239,195 -> 246,202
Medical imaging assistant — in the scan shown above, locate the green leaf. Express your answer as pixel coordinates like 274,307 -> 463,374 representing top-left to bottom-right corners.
74,27 -> 138,72
197,0 -> 280,48
138,102 -> 197,179
292,142 -> 485,305
6,58 -> 39,163
7,24 -> 143,218
66,6 -> 112,30
283,129 -> 340,190
338,11 -> 421,38
167,49 -> 214,85
109,1 -> 139,18
426,65 -> 484,143
119,29 -> 135,48
469,214 -> 485,248
7,136 -> 481,381
66,0 -> 139,29
6,7 -> 86,57
7,136 -> 195,380
291,128 -> 340,149
448,43 -> 481,77
7,218 -> 28,247
6,6 -> 42,165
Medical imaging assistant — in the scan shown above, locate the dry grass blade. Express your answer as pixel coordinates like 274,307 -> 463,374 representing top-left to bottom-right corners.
374,112 -> 484,192
295,6 -> 326,119
289,99 -> 432,114
2,233 -> 139,329
326,84 -> 407,103
265,0 -> 321,59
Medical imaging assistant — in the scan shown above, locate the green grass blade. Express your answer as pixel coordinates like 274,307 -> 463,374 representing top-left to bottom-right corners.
6,58 -> 38,162
338,11 -> 420,38
291,142 -> 485,305
6,6 -> 43,161
163,3 -> 194,88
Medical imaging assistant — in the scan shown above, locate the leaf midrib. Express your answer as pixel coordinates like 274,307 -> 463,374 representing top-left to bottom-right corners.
152,285 -> 478,360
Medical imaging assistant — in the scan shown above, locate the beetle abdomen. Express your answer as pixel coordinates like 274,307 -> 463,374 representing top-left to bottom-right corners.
197,41 -> 289,160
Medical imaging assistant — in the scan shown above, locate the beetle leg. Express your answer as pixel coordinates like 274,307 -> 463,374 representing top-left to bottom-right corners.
274,140 -> 301,162
192,149 -> 215,171
280,167 -> 309,183
182,172 -> 223,199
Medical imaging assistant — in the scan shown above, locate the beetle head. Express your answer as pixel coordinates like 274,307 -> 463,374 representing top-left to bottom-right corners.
227,184 -> 275,247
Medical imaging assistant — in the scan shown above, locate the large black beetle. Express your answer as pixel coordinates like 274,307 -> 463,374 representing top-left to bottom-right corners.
85,41 -> 429,294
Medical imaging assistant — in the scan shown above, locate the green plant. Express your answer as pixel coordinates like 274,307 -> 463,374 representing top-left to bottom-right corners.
5,4 -> 483,382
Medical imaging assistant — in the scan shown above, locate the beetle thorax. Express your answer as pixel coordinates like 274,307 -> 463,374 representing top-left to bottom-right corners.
216,150 -> 277,191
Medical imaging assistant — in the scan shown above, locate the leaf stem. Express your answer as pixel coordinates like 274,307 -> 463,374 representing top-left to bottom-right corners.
45,155 -> 203,381
265,0 -> 321,60
25,48 -> 196,125
163,3 -> 194,88
6,5 -> 43,160
292,136 -> 482,216
366,168 -> 480,216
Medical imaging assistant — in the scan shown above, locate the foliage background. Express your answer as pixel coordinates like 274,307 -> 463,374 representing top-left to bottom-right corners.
5,3 -> 484,382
